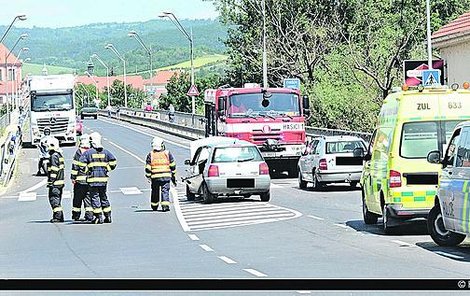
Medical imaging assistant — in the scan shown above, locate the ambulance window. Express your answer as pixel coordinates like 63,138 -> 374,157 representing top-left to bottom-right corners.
456,129 -> 470,168
400,122 -> 438,158
443,120 -> 463,143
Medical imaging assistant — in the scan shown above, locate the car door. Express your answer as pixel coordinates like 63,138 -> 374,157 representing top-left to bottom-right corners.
362,130 -> 377,209
452,127 -> 470,233
185,146 -> 209,193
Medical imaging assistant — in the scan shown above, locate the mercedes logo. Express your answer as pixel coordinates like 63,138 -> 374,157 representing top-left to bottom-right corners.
49,117 -> 56,124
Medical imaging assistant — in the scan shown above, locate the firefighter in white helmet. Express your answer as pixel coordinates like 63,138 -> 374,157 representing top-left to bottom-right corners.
46,137 -> 65,223
145,136 -> 176,212
71,134 -> 93,221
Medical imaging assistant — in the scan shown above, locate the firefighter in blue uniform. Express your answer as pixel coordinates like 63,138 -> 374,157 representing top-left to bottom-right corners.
79,132 -> 117,224
145,137 -> 176,212
71,134 -> 93,221
46,137 -> 65,223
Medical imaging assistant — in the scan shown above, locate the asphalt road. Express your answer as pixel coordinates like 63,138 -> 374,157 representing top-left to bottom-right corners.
1,116 -> 470,290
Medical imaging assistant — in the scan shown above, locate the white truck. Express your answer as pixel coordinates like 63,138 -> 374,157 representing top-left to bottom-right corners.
27,74 -> 77,146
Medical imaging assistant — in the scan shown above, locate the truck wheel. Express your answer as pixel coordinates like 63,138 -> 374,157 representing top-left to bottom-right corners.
298,169 -> 307,189
362,191 -> 378,225
186,185 -> 196,201
288,166 -> 298,178
428,205 -> 465,246
202,183 -> 215,204
94,115 -> 98,119
81,115 -> 84,120
260,190 -> 270,202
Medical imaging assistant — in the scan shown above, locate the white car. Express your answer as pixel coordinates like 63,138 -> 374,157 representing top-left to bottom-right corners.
183,137 -> 271,204
298,136 -> 367,190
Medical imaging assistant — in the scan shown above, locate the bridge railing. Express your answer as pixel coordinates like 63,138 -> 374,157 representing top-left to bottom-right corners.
101,107 -> 372,142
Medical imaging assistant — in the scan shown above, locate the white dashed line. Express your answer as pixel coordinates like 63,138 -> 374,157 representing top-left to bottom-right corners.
199,244 -> 214,252
391,240 -> 413,247
307,215 -> 324,221
334,223 -> 349,229
243,268 -> 267,277
434,251 -> 464,259
188,234 -> 200,241
296,292 -> 312,295
120,187 -> 143,195
18,192 -> 37,202
20,179 -> 47,193
218,256 -> 237,264
107,141 -> 145,163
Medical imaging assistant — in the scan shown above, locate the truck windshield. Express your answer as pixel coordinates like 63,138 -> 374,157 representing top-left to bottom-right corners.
228,93 -> 300,118
400,120 -> 462,159
31,94 -> 74,112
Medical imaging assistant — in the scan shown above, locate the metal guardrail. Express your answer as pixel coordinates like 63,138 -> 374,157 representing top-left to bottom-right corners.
103,107 -> 372,142
0,111 -> 26,186
0,113 -> 11,131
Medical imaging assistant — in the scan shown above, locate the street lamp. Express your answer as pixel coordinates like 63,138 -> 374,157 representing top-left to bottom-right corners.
12,47 -> 29,109
4,33 -> 28,115
15,57 -> 30,108
77,82 -> 90,105
91,53 -> 110,107
105,43 -> 127,107
159,12 -> 195,115
85,71 -> 99,104
128,30 -> 153,95
0,14 -> 27,44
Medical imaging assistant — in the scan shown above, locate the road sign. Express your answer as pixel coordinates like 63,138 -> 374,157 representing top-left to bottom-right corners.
283,78 -> 301,90
403,59 -> 445,86
187,84 -> 200,96
422,69 -> 441,86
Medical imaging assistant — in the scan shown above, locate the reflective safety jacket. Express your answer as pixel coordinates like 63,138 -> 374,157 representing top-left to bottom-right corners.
145,150 -> 176,180
47,150 -> 65,187
79,148 -> 117,187
71,148 -> 89,184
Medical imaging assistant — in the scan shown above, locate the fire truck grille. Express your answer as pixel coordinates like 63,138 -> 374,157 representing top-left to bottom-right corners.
37,117 -> 69,134
251,133 -> 282,144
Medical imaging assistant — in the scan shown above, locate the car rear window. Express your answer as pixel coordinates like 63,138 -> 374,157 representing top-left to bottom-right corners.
212,146 -> 263,163
326,141 -> 364,154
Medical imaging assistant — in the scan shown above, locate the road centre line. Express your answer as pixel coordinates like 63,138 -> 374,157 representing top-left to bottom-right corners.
307,215 -> 324,221
106,141 -> 145,164
243,268 -> 267,277
188,234 -> 199,241
199,244 -> 214,252
20,179 -> 47,194
334,223 -> 349,229
391,240 -> 413,247
98,118 -> 189,149
218,256 -> 237,264
434,251 -> 464,260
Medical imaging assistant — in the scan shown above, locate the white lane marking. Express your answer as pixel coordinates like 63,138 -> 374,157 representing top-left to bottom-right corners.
99,118 -> 189,149
103,137 -> 108,140
434,251 -> 464,259
199,244 -> 214,252
188,234 -> 200,241
296,292 -> 312,295
185,209 -> 291,221
62,190 -> 72,199
120,187 -> 143,195
391,240 -> 413,247
173,188 -> 190,232
183,206 -> 287,217
270,184 -> 283,188
243,268 -> 267,277
18,192 -> 37,202
218,256 -> 237,264
334,223 -> 349,229
107,141 -> 145,163
187,213 -> 295,225
20,179 -> 47,193
307,215 -> 324,221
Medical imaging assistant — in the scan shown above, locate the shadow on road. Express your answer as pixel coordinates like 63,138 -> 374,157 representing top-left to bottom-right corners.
297,184 -> 362,193
346,219 -> 429,236
415,241 -> 470,262
134,209 -> 158,213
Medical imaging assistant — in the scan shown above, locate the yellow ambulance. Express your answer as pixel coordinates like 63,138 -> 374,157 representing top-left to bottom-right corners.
360,84 -> 470,233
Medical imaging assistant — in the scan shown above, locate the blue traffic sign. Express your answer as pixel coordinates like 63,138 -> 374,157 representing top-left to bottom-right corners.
283,78 -> 301,90
422,69 -> 441,86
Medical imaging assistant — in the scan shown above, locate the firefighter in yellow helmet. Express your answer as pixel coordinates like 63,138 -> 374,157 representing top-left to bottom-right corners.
46,137 -> 65,223
145,137 -> 176,212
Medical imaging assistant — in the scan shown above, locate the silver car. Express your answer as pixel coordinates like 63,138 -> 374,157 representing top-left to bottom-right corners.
297,136 -> 367,190
183,137 -> 271,204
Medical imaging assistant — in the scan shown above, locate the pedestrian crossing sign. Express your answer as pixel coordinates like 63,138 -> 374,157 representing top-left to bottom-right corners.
422,69 -> 441,86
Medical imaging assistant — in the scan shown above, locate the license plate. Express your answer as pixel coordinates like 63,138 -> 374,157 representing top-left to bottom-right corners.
263,152 -> 276,158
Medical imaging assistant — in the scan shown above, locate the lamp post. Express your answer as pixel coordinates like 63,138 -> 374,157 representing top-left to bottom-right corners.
159,12 -> 195,115
105,43 -> 127,107
262,0 -> 268,88
91,53 -> 110,107
15,57 -> 29,108
12,47 -> 28,109
426,0 -> 433,69
4,33 -> 27,115
128,30 -> 153,96
85,71 -> 99,104
0,14 -> 27,44
77,82 -> 90,105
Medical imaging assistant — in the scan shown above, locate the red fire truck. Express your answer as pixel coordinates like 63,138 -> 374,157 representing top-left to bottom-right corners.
204,84 -> 310,176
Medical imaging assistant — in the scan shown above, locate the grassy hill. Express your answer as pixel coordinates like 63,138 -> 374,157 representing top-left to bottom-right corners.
157,54 -> 228,70
22,63 -> 76,78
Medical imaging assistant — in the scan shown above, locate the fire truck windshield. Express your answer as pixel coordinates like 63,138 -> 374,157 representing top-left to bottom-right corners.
228,93 -> 300,118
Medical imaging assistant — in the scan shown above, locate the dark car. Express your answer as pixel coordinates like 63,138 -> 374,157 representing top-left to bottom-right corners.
81,104 -> 98,119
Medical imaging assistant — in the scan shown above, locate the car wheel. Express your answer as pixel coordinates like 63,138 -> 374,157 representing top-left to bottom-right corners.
186,185 -> 196,201
350,181 -> 358,188
362,190 -> 378,225
94,115 -> 98,119
311,171 -> 322,191
427,204 -> 465,246
202,182 -> 215,204
260,190 -> 270,202
298,169 -> 307,189
81,115 -> 84,120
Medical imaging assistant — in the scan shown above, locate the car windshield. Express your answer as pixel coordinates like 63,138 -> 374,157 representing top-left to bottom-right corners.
228,93 -> 300,118
212,146 -> 263,163
400,120 -> 462,158
326,141 -> 365,154
32,94 -> 74,111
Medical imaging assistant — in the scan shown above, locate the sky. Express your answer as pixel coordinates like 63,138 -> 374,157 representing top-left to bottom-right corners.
0,0 -> 219,28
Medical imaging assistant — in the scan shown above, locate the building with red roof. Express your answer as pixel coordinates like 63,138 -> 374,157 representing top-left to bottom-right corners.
432,12 -> 470,85
0,43 -> 24,104
143,70 -> 180,98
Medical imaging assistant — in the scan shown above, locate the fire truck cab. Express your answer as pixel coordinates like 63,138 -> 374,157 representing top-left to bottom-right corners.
204,84 -> 310,176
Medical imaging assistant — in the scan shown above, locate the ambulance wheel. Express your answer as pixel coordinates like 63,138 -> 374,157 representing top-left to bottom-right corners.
298,169 -> 307,189
362,192 -> 378,225
428,205 -> 465,247
202,183 -> 215,204
186,185 -> 196,201
382,205 -> 396,234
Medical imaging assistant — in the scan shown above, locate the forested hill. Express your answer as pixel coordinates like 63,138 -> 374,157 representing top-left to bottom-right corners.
1,19 -> 227,73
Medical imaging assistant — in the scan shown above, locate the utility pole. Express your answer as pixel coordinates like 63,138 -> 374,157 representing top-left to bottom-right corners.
426,0 -> 433,69
262,0 -> 268,88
